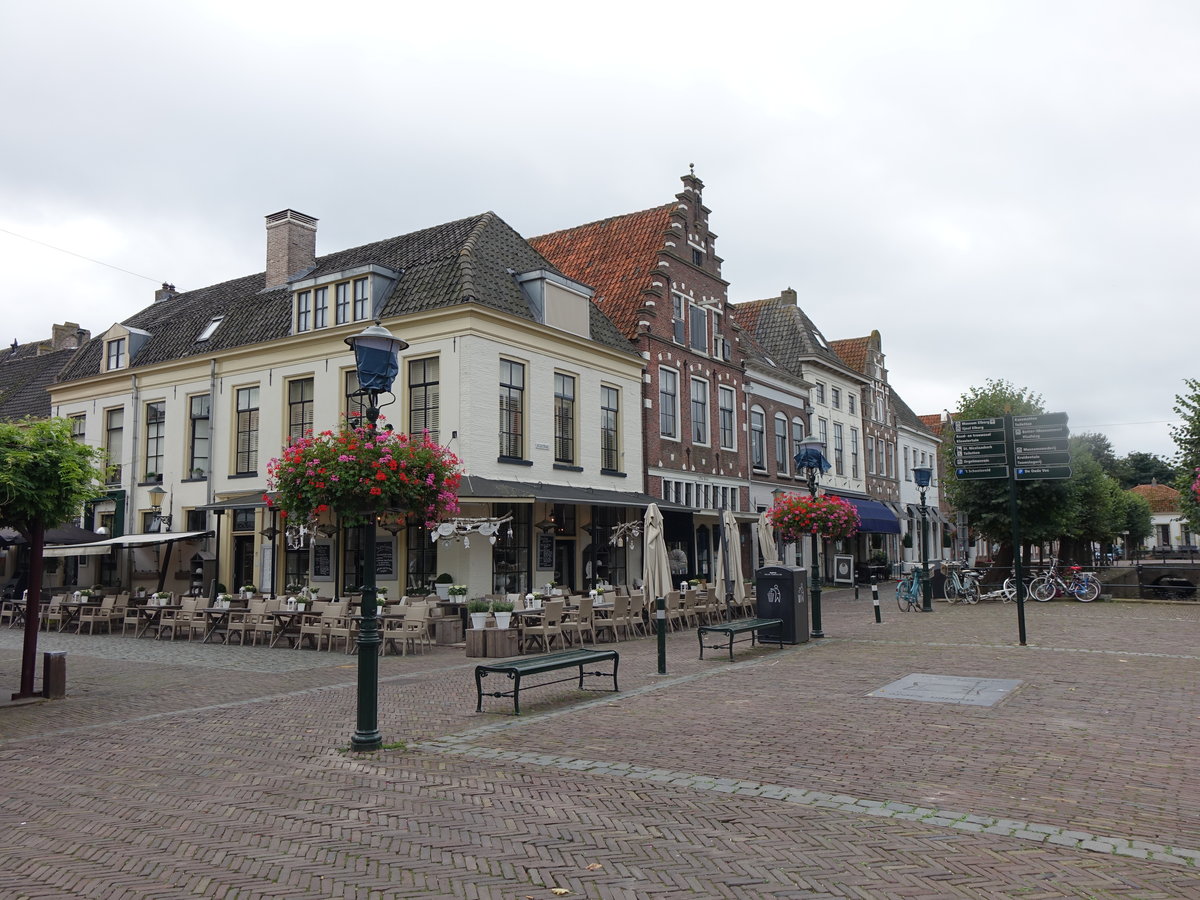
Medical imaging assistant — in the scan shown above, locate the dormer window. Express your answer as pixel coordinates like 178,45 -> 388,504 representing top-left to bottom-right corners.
196,316 -> 224,342
353,278 -> 368,320
296,291 -> 312,332
106,338 -> 126,371
291,266 -> 398,336
314,287 -> 328,328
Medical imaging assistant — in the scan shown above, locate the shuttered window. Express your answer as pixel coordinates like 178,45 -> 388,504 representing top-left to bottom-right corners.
408,357 -> 439,442
236,387 -> 260,475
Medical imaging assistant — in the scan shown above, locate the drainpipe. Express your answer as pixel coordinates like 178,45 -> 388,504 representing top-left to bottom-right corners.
127,374 -> 140,591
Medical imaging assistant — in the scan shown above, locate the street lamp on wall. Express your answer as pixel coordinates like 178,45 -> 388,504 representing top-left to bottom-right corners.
913,466 -> 933,613
343,321 -> 408,753
794,435 -> 830,638
147,485 -> 171,532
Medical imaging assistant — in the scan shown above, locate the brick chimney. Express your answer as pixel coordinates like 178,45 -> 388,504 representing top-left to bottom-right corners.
781,287 -> 798,306
154,282 -> 177,303
264,209 -> 318,289
50,322 -> 90,351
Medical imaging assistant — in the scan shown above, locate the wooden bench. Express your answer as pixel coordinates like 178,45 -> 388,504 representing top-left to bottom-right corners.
698,617 -> 785,660
475,648 -> 619,715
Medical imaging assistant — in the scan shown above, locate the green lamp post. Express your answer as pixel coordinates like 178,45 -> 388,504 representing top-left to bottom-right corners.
913,466 -> 933,613
794,435 -> 830,639
344,321 -> 409,752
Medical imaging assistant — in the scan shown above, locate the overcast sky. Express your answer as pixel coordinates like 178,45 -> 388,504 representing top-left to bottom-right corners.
2,1 -> 1194,460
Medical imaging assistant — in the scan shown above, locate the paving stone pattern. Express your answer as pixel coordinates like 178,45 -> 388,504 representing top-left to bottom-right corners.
2,594 -> 1199,898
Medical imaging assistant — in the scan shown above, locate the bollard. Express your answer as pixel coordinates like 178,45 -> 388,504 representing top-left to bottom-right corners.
42,650 -> 66,699
871,580 -> 881,624
854,582 -> 860,601
656,597 -> 667,675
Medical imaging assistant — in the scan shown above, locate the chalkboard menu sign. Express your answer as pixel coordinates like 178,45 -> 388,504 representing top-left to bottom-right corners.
311,540 -> 333,581
537,534 -> 555,571
375,539 -> 395,576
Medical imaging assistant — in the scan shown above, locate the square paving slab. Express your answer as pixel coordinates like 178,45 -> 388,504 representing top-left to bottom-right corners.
868,673 -> 1022,706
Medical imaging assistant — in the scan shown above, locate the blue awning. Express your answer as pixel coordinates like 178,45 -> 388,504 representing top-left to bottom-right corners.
845,497 -> 901,534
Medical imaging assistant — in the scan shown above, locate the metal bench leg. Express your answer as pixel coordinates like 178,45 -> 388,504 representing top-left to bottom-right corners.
513,673 -> 522,716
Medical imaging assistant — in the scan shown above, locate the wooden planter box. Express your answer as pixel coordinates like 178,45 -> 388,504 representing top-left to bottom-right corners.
485,627 -> 520,659
465,629 -> 487,658
434,616 -> 464,645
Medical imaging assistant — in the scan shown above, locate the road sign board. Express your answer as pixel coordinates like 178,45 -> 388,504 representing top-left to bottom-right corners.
956,447 -> 1009,463
1013,412 -> 1068,428
1013,438 -> 1068,454
953,418 -> 1006,436
1014,425 -> 1069,440
1015,450 -> 1071,466
1015,465 -> 1073,480
956,465 -> 1010,480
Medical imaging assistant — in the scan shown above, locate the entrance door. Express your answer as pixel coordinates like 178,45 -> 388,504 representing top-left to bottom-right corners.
233,536 -> 255,592
555,540 -> 576,592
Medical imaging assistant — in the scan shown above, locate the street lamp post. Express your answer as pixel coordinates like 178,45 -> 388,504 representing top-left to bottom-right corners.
794,435 -> 828,638
344,322 -> 409,753
913,466 -> 933,613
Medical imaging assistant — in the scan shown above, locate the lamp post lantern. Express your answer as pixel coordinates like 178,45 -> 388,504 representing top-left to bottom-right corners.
794,435 -> 828,638
344,321 -> 408,752
913,466 -> 933,613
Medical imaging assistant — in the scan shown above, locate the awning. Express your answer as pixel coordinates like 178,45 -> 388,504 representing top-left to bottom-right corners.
43,530 -> 213,558
845,498 -> 901,534
907,503 -> 947,526
198,491 -> 271,511
456,475 -> 686,511
0,525 -> 106,546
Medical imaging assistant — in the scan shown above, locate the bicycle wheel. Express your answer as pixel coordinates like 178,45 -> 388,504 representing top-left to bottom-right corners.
1029,577 -> 1055,601
1002,577 -> 1017,602
944,577 -> 959,603
897,578 -> 914,611
1075,575 -> 1101,602
963,579 -> 981,604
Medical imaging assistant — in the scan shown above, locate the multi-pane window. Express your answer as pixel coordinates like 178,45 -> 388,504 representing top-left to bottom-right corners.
659,368 -> 679,439
792,418 -> 805,459
850,427 -> 860,477
189,395 -> 210,478
68,414 -> 85,441
288,378 -> 314,444
818,418 -> 829,456
235,386 -> 260,475
554,373 -> 576,464
296,291 -> 311,332
689,305 -> 708,352
313,287 -> 328,329
408,357 -> 439,442
353,277 -> 369,320
848,393 -> 857,415
104,407 -> 124,483
866,436 -> 876,474
343,371 -> 368,422
814,381 -> 826,404
106,338 -> 126,371
336,282 -> 350,324
775,414 -> 788,473
406,522 -> 438,594
750,408 -> 766,470
499,360 -> 525,458
671,294 -> 686,344
690,378 -> 709,444
831,387 -> 841,409
144,401 -> 165,481
833,423 -> 845,475
904,447 -> 911,480
718,386 -> 736,450
600,385 -> 619,471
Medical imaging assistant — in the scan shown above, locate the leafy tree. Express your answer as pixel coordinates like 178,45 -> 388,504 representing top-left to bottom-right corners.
1072,432 -> 1119,480
1115,489 -> 1153,551
0,417 -> 106,698
1115,451 -> 1178,489
1170,378 -> 1200,526
941,380 -> 1071,564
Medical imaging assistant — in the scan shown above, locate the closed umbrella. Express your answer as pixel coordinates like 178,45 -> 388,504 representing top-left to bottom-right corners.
641,503 -> 672,602
757,511 -> 781,565
714,509 -> 747,614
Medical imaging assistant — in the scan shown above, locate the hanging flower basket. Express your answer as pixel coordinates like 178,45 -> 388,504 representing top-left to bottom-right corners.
768,493 -> 861,542
266,423 -> 463,527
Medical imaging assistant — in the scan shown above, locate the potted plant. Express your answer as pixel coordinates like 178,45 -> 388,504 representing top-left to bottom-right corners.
491,599 -> 515,629
448,584 -> 468,599
467,599 -> 491,629
688,578 -> 700,588
435,573 -> 455,600
217,592 -> 234,609
239,583 -> 256,599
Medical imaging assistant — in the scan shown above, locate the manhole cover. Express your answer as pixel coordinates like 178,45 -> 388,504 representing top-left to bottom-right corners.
868,673 -> 1022,707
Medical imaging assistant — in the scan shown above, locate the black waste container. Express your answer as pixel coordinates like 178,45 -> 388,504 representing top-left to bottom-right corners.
755,565 -> 809,644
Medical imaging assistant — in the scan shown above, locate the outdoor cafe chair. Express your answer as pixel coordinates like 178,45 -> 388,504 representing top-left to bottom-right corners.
77,595 -> 116,635
594,594 -> 632,642
159,597 -> 196,641
520,598 -> 564,653
627,594 -> 647,637
40,596 -> 65,632
225,600 -> 266,645
664,591 -> 686,632
562,593 -> 596,646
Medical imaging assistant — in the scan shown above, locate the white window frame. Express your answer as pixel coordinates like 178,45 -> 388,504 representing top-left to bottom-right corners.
690,377 -> 710,445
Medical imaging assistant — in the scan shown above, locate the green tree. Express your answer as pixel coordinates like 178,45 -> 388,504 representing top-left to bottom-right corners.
1170,378 -> 1200,526
941,380 -> 1071,564
0,417 -> 106,698
1115,489 -> 1153,553
1115,451 -> 1178,489
1073,432 -> 1119,480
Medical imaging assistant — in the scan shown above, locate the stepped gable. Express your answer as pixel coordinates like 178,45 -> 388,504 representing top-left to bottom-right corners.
529,203 -> 675,340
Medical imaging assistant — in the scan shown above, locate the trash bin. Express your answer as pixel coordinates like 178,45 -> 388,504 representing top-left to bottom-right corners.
42,650 -> 66,699
755,565 -> 809,644
930,561 -> 947,599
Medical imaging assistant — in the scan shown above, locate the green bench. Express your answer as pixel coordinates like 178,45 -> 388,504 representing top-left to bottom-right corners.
698,617 -> 785,660
475,647 -> 620,715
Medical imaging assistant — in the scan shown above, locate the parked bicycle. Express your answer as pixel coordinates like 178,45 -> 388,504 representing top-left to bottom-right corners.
1029,559 -> 1101,602
942,561 -> 981,604
897,568 -> 924,612
1001,569 -> 1035,603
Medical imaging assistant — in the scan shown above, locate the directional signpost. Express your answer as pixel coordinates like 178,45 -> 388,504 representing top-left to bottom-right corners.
948,412 -> 1072,646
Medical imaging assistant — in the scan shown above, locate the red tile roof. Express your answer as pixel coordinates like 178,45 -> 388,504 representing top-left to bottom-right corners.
529,204 -> 674,339
1129,482 -> 1181,513
828,336 -> 869,372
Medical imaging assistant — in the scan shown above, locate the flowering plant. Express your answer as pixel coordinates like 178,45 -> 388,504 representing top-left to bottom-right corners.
448,584 -> 468,596
266,423 -> 462,527
768,493 -> 861,542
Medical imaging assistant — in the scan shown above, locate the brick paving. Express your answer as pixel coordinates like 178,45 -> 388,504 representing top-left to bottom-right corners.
2,592 -> 1199,898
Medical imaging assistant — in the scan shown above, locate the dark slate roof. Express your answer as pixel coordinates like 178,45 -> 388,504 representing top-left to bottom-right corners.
58,212 -> 634,383
0,345 -> 78,420
891,391 -> 936,437
730,295 -> 862,382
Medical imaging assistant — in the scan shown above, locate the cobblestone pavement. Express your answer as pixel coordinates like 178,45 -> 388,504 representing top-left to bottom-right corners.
2,592 -> 1199,898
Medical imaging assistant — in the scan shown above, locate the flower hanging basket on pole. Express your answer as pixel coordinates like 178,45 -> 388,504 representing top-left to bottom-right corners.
767,493 -> 862,543
265,423 -> 463,528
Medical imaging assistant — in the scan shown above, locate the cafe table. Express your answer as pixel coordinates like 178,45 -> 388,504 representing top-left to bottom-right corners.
56,600 -> 101,633
265,608 -> 305,648
132,603 -> 182,639
7,598 -> 27,628
199,606 -> 239,644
